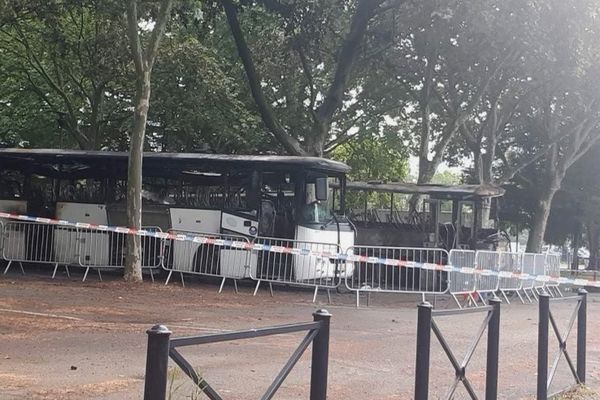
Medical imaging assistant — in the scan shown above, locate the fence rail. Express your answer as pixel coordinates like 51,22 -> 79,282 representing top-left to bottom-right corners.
143,310 -> 332,400
415,297 -> 501,400
537,289 -> 587,399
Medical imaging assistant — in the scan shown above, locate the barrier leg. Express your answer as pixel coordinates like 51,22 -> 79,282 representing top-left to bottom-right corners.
327,289 -> 331,305
478,292 -> 487,306
52,263 -> 59,279
18,262 -> 24,275
3,260 -> 11,275
149,268 -> 155,283
82,267 -> 90,282
269,282 -> 274,297
555,286 -> 563,297
415,302 -> 432,400
356,290 -> 360,309
577,289 -> 587,384
143,325 -> 171,400
218,277 -> 226,293
253,280 -> 261,296
65,265 -> 71,279
451,294 -> 462,309
233,279 -> 238,294
516,290 -> 525,304
164,270 -> 173,286
523,290 -> 533,303
179,272 -> 184,287
312,286 -> 319,303
501,290 -> 511,305
97,269 -> 103,282
469,293 -> 479,308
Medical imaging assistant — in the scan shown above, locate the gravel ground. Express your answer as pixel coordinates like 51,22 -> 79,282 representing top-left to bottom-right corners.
0,269 -> 599,400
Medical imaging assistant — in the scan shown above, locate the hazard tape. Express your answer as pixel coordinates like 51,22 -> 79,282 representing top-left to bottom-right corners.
1,212 -> 599,288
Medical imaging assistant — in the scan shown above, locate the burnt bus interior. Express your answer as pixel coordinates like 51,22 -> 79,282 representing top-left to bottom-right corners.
337,181 -> 505,251
0,149 -> 350,279
0,149 -> 348,235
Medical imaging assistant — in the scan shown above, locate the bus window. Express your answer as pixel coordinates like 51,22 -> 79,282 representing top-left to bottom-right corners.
58,178 -> 105,203
301,176 -> 340,224
0,171 -> 23,199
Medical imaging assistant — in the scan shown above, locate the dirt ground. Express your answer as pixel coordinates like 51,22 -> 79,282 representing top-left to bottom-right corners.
1,268 -> 599,400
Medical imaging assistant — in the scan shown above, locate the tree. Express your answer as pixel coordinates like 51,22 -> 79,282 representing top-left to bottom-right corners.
0,1 -> 131,149
124,0 -> 173,282
220,0 -> 401,156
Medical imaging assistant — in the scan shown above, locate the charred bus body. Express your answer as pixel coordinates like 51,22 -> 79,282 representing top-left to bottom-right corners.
336,181 -> 505,294
0,149 -> 354,281
341,181 -> 505,250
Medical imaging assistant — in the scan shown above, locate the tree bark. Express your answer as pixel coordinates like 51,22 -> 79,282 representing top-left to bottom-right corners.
587,223 -> 600,270
526,183 -> 560,253
124,72 -> 150,282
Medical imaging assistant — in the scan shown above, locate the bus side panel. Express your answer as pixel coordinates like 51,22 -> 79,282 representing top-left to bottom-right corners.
294,225 -> 354,281
169,209 -> 222,273
55,203 -> 109,266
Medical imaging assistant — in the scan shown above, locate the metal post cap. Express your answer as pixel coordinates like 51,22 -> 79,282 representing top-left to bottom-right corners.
147,324 -> 172,335
578,288 -> 588,295
313,309 -> 332,317
418,301 -> 433,308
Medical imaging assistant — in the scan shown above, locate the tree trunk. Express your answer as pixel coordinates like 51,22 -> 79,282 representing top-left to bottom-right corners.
124,71 -> 151,282
571,219 -> 582,270
587,223 -> 600,270
526,184 -> 560,253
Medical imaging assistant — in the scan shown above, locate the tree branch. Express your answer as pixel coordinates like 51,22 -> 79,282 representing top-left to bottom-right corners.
315,0 -> 383,132
126,0 -> 145,75
221,0 -> 306,156
145,0 -> 173,70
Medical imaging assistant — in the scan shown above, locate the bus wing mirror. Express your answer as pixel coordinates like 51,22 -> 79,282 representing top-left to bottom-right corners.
315,177 -> 329,201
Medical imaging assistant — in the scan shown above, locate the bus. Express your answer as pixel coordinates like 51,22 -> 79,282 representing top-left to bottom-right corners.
339,181 -> 506,250
0,149 -> 354,281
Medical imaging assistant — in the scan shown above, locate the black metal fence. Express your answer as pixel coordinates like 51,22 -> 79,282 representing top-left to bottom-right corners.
537,289 -> 587,400
414,297 -> 501,400
143,310 -> 331,400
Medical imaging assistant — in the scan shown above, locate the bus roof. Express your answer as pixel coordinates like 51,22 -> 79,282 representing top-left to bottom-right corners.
0,148 -> 350,175
345,181 -> 505,199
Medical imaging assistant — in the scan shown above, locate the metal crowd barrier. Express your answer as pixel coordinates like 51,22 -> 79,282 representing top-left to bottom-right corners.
250,237 -> 343,303
521,253 -> 545,302
1,220 -> 163,281
448,249 -> 477,308
2,221 -> 64,276
162,229 -> 251,292
0,215 -> 572,304
75,226 -> 163,282
544,254 -> 563,297
474,250 -> 501,305
498,252 -> 524,304
345,246 -> 448,308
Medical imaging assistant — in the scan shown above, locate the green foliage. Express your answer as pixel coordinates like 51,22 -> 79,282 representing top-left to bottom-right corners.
331,133 -> 408,182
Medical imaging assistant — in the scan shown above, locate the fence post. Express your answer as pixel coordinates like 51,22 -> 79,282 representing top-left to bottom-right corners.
577,288 -> 587,384
486,297 -> 501,400
415,302 -> 433,400
310,309 -> 331,400
537,293 -> 550,400
144,324 -> 172,400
